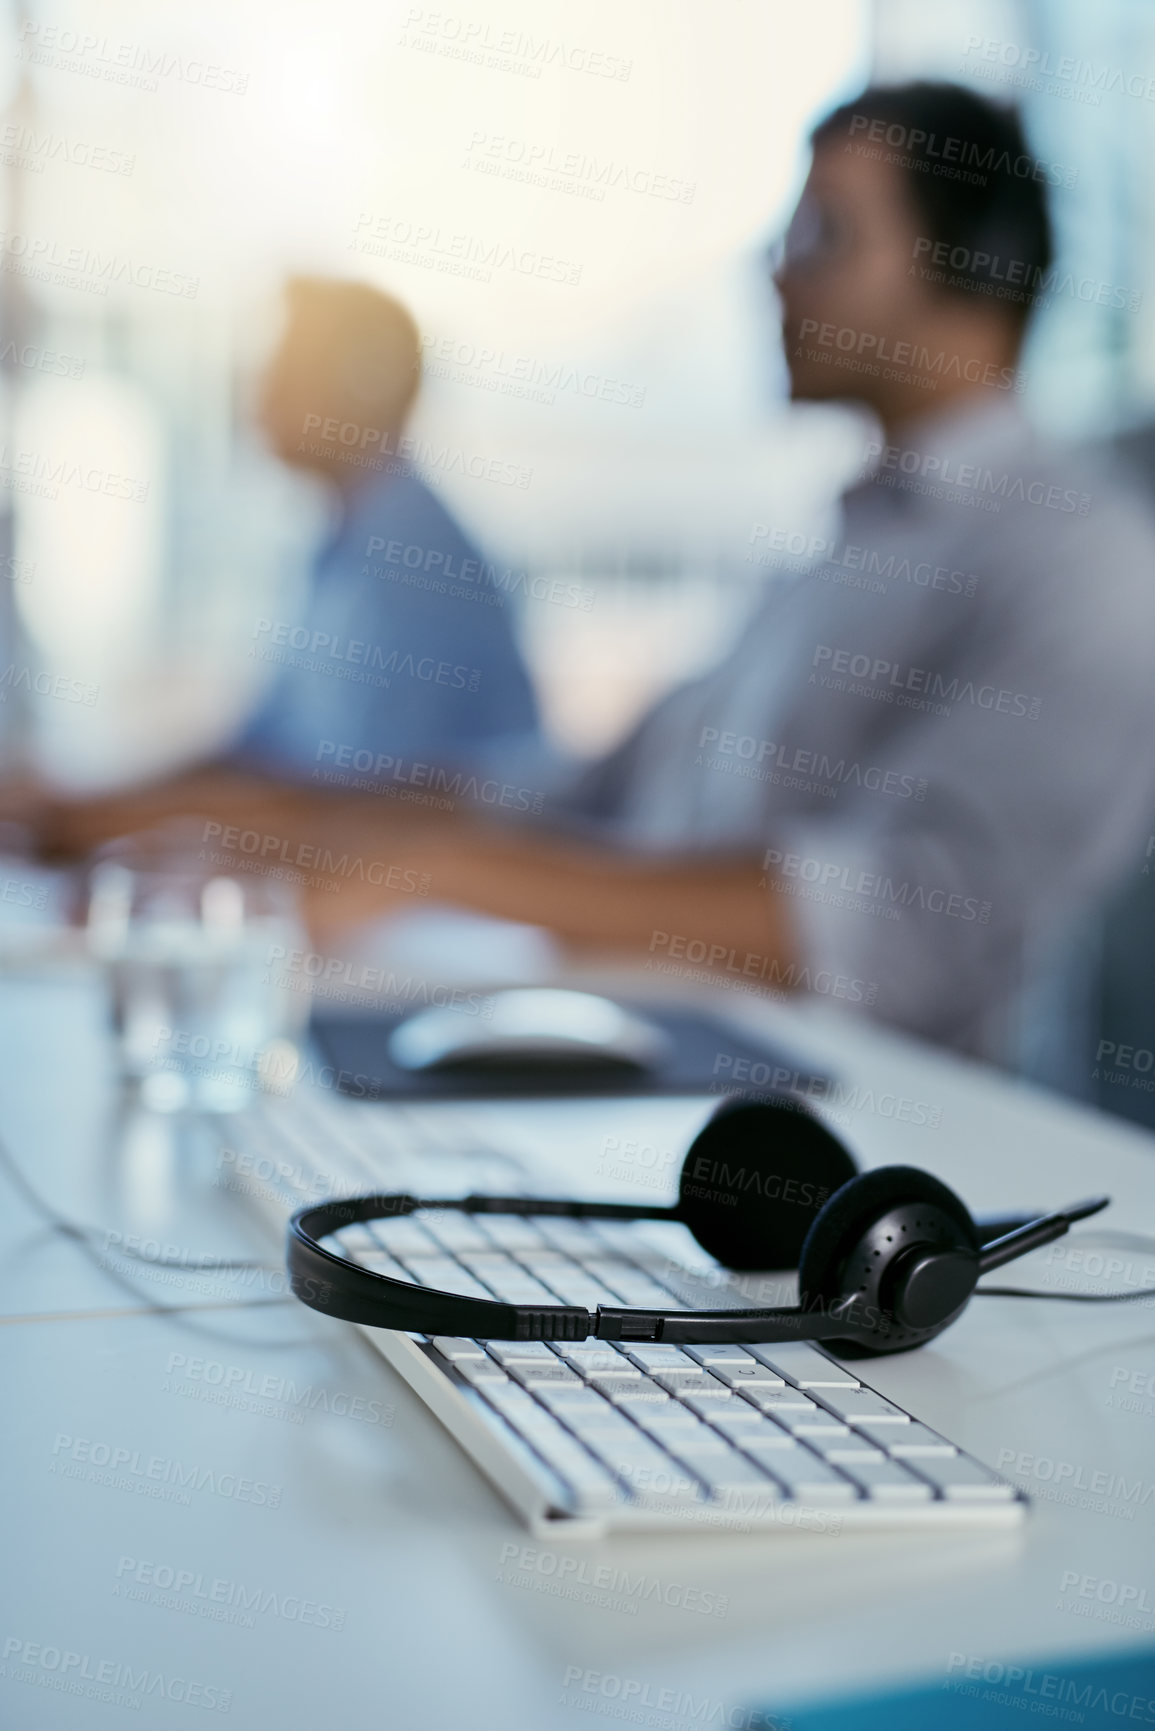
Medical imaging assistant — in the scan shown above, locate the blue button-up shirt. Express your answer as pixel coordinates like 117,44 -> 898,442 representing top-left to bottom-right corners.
235,466 -> 539,780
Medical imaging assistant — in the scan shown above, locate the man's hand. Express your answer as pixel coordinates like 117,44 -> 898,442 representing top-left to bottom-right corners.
31,771 -> 332,862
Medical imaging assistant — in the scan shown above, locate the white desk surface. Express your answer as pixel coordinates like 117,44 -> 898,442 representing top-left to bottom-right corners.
2,966 -> 1154,1729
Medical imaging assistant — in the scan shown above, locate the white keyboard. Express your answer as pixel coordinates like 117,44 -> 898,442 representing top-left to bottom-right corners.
226,1090 -> 1026,1536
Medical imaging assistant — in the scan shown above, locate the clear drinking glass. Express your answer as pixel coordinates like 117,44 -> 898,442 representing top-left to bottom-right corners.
85,824 -> 310,1112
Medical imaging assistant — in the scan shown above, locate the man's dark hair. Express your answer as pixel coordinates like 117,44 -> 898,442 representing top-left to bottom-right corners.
812,81 -> 1054,325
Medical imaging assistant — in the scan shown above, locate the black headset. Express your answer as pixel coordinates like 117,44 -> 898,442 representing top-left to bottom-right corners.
287,1094 -> 1109,1358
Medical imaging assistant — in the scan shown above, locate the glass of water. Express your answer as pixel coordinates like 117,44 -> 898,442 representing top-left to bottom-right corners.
85,824 -> 309,1112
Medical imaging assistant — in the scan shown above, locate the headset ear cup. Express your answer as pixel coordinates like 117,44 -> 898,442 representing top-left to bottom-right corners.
797,1165 -> 979,1310
678,1094 -> 858,1271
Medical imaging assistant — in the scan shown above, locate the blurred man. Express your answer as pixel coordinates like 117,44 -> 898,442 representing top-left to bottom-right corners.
262,81 -> 1155,1066
37,278 -> 540,846
42,88 -> 1155,1066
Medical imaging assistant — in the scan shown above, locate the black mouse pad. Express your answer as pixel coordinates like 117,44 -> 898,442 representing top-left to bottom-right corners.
308,1001 -> 830,1101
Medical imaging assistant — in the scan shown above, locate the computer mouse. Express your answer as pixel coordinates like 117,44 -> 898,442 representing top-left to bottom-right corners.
386,988 -> 671,1074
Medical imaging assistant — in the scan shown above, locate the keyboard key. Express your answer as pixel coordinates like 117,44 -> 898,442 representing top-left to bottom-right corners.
581,1260 -> 678,1307
737,1431 -> 813,1457
813,1390 -> 910,1424
617,1464 -> 706,1508
750,1345 -> 860,1387
487,1342 -> 559,1364
653,1370 -> 713,1395
554,1344 -> 627,1368
549,1399 -> 635,1432
531,1217 -> 604,1255
370,1219 -> 441,1255
758,1454 -> 859,1502
815,1441 -> 887,1463
401,1258 -> 493,1301
711,1363 -> 787,1390
625,1347 -> 701,1371
631,1406 -> 715,1436
473,1215 -> 551,1250
861,1422 -> 956,1457
684,1346 -> 757,1366
454,1360 -> 510,1384
681,1390 -> 736,1417
480,1383 -> 544,1419
518,1259 -> 616,1307
737,1387 -> 821,1415
582,1366 -> 645,1384
909,1457 -> 1016,1501
508,1364 -> 584,1389
420,1215 -> 493,1253
430,1338 -> 487,1360
637,1419 -> 727,1447
606,1387 -> 673,1409
689,1455 -> 780,1496
585,1434 -> 679,1473
706,1414 -> 784,1449
778,1414 -> 850,1438
537,1447 -> 624,1516
701,1403 -> 765,1430
842,1458 -> 933,1501
534,1388 -> 611,1418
